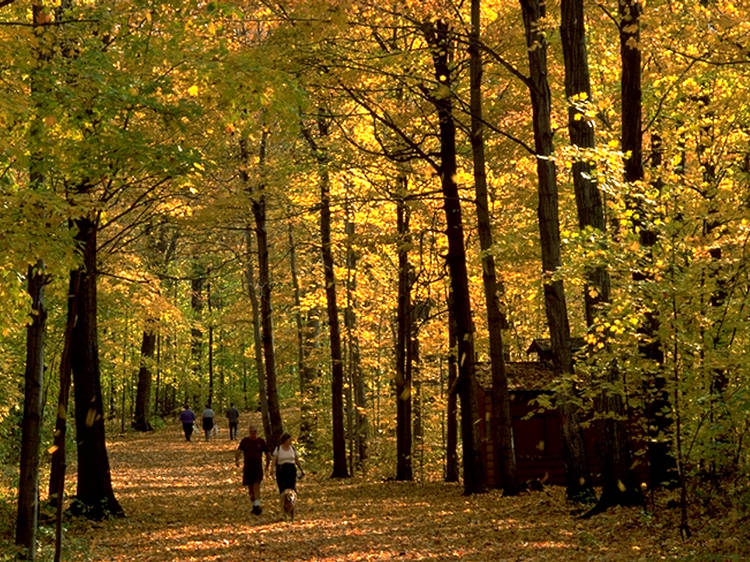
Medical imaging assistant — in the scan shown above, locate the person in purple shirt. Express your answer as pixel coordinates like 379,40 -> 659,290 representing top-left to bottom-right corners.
179,405 -> 196,441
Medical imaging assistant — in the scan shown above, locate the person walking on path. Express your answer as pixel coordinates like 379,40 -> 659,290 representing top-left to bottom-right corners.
270,433 -> 304,493
226,403 -> 240,440
201,404 -> 215,441
179,405 -> 196,441
235,424 -> 270,515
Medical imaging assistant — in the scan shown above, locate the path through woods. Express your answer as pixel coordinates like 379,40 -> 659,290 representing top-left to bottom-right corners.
59,423 -> 742,560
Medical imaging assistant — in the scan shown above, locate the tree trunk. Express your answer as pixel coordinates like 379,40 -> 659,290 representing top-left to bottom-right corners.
445,290 -> 459,483
299,307 -> 322,447
244,229 -> 271,442
619,0 -> 673,492
16,262 -> 46,560
207,279 -> 214,408
190,270 -> 204,407
132,322 -> 156,432
519,0 -> 594,502
469,0 -> 518,495
69,215 -> 124,519
243,131 -> 284,446
424,19 -> 484,495
395,187 -> 413,481
303,112 -> 349,478
16,8 -> 50,558
344,205 -> 368,470
560,0 -> 641,512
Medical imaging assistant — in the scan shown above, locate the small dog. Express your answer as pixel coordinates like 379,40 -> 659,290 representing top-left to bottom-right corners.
280,488 -> 297,521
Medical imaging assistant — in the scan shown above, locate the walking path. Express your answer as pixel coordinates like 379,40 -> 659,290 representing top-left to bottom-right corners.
61,423 -> 738,560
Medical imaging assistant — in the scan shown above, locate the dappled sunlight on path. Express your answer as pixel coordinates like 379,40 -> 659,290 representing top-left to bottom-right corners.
65,424 -> 705,560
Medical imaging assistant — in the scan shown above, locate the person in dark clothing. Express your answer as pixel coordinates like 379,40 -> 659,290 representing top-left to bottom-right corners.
201,404 -> 215,441
226,403 -> 240,440
179,405 -> 196,441
235,425 -> 270,515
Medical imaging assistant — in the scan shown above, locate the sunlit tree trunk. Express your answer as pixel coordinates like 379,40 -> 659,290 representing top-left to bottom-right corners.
132,321 -> 156,431
424,19 -> 484,495
469,0 -> 517,495
519,0 -> 594,502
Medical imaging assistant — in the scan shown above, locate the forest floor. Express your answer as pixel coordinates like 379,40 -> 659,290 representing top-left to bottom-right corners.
25,423 -> 750,560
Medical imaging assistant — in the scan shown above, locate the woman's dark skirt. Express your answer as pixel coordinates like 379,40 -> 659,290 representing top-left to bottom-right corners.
275,463 -> 296,492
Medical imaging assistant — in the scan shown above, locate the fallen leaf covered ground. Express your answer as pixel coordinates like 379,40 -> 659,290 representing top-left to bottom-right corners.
56,423 -> 747,561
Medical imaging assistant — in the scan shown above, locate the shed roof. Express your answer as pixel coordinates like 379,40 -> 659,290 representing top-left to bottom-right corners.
475,361 -> 557,392
526,337 -> 587,356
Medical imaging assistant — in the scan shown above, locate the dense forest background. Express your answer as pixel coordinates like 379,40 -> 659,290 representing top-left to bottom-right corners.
1,0 -> 748,559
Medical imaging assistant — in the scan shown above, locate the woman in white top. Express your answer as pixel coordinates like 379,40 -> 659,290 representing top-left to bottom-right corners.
271,433 -> 304,492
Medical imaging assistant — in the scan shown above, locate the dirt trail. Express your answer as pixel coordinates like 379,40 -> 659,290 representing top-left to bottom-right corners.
62,423 -> 735,560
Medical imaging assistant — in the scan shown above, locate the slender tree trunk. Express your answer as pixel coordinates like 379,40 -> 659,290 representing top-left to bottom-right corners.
207,279 -> 214,408
243,131 -> 284,446
70,215 -> 123,519
445,290 -> 459,483
344,204 -> 368,469
289,222 -> 305,393
424,19 -> 484,494
519,0 -> 594,502
302,113 -> 349,477
244,230 -> 271,442
132,322 -> 156,431
190,270 -> 204,406
395,187 -> 413,481
619,0 -> 674,492
299,307 -> 322,447
469,0 -> 517,495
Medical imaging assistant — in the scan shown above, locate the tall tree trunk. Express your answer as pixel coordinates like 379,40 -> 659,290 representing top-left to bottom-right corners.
16,7 -> 51,558
423,19 -> 484,495
302,113 -> 349,478
190,270 -> 204,407
469,0 -> 517,495
244,229 -> 271,442
241,132 -> 283,446
132,321 -> 156,431
70,215 -> 123,519
560,0 -> 641,512
289,222 -> 305,393
16,8 -> 49,558
299,307 -> 322,447
50,273 -> 79,562
344,203 -> 368,470
519,0 -> 594,502
207,280 -> 214,408
395,186 -> 413,481
16,262 -> 46,560
619,0 -> 673,491
445,290 -> 459,483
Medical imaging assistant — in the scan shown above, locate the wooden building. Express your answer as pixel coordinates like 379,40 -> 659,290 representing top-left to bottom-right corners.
475,339 -> 603,487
